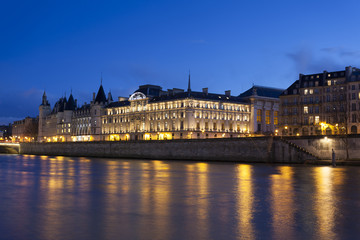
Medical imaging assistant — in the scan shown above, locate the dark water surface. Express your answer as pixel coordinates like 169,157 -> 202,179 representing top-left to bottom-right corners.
0,154 -> 359,240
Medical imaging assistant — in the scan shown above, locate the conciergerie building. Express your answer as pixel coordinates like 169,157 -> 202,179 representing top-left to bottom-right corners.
37,75 -> 282,142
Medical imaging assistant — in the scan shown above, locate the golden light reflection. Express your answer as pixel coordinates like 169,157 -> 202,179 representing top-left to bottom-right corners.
270,166 -> 295,240
138,160 -> 171,239
236,164 -> 254,240
185,163 -> 209,239
313,167 -> 343,239
38,156 -> 92,240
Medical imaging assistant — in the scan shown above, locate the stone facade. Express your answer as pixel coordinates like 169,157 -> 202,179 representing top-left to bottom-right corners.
101,85 -> 252,141
280,66 -> 360,136
36,77 -> 282,142
12,117 -> 38,142
38,84 -> 111,142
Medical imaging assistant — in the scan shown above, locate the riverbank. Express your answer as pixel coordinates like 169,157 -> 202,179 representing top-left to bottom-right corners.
19,135 -> 360,164
20,137 -> 316,163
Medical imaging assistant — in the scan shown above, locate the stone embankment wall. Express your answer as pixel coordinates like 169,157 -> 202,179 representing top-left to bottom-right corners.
0,145 -> 19,154
284,135 -> 360,160
20,137 -> 316,163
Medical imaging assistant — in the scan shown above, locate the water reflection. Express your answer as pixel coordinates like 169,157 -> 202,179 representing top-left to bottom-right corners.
0,155 -> 359,240
236,164 -> 254,240
313,167 -> 344,240
270,166 -> 295,240
37,155 -> 93,240
185,163 -> 210,239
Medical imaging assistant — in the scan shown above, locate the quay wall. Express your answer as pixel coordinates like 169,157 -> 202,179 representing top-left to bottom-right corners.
19,137 -> 316,163
284,135 -> 360,160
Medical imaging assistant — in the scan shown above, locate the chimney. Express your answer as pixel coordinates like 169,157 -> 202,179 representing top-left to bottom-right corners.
93,92 -> 95,101
346,66 -> 352,80
202,88 -> 208,95
299,73 -> 303,88
225,90 -> 231,97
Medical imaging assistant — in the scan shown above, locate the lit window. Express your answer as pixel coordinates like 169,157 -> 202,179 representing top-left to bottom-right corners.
265,111 -> 270,124
257,109 -> 262,122
304,89 -> 308,95
315,116 -> 319,124
304,106 -> 308,114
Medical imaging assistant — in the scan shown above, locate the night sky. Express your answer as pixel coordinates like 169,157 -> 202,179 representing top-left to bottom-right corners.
1,0 -> 360,124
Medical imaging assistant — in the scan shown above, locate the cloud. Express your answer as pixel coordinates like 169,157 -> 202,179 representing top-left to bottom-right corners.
0,117 -> 22,125
286,47 -> 313,73
286,46 -> 360,74
0,88 -> 43,124
321,47 -> 360,57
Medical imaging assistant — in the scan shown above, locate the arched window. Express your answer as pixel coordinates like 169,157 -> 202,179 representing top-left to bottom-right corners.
351,125 -> 357,134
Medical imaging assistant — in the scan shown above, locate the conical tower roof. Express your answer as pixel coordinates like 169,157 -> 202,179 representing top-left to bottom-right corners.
65,94 -> 76,110
95,85 -> 107,103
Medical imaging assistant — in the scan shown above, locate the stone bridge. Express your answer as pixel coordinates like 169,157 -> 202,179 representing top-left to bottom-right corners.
0,143 -> 20,154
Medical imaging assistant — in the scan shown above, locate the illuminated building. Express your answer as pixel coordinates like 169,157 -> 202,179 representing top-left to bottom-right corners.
37,74 -> 282,142
38,83 -> 112,142
102,79 -> 251,140
239,86 -> 283,135
279,66 -> 360,136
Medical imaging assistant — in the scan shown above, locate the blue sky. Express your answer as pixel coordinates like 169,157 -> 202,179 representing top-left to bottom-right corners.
1,0 -> 360,124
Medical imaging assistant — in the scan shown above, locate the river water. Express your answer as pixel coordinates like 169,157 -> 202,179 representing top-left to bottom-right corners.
0,154 -> 359,240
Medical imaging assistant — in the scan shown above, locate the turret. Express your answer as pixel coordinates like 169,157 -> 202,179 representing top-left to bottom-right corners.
41,91 -> 50,106
108,91 -> 113,104
38,91 -> 51,141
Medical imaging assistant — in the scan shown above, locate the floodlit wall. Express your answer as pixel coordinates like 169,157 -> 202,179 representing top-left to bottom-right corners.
20,137 -> 316,163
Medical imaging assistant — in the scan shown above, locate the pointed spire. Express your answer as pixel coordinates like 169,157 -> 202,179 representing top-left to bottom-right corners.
187,70 -> 191,97
41,90 -> 49,106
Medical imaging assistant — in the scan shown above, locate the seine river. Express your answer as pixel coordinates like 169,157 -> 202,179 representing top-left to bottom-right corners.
0,154 -> 359,240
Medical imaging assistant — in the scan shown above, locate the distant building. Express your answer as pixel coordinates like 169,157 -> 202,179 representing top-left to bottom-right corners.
12,117 -> 38,142
0,124 -> 12,141
279,66 -> 360,136
239,85 -> 284,135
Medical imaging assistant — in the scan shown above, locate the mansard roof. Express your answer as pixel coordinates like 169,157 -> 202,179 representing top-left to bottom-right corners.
106,100 -> 130,108
105,90 -> 247,109
280,80 -> 300,96
239,85 -> 284,99
150,91 -> 247,103
95,85 -> 107,103
134,85 -> 162,97
51,97 -> 67,114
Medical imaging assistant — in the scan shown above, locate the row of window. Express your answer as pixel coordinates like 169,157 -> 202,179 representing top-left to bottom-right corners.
107,103 -> 249,115
195,112 -> 249,121
256,110 -> 279,125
